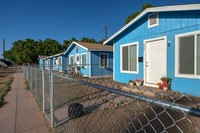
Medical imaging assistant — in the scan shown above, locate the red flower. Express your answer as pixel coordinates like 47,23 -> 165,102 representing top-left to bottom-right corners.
136,78 -> 143,82
161,83 -> 169,87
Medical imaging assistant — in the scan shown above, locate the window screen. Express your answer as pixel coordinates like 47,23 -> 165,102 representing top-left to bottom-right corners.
100,54 -> 108,68
82,54 -> 87,68
130,45 -> 137,71
122,44 -> 138,72
122,46 -> 128,71
58,58 -> 61,65
70,56 -> 73,65
197,35 -> 200,75
179,36 -> 194,74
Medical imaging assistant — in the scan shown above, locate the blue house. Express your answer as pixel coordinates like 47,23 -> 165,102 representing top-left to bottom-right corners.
64,41 -> 113,77
38,55 -> 47,70
50,53 -> 67,72
42,56 -> 53,70
104,4 -> 200,96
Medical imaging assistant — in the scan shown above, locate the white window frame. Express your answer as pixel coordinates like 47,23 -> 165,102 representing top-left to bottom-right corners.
81,53 -> 87,68
69,55 -> 74,65
148,13 -> 159,28
58,57 -> 62,65
120,42 -> 139,74
53,58 -> 56,65
99,53 -> 109,68
175,30 -> 200,79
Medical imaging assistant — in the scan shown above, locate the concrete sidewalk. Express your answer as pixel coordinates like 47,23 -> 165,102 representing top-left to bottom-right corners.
0,72 -> 49,133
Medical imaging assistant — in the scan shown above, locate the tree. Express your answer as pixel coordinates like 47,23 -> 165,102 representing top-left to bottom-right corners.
63,37 -> 77,50
3,38 -> 64,64
81,37 -> 90,42
142,4 -> 154,11
98,39 -> 106,44
89,38 -> 97,43
125,4 -> 154,24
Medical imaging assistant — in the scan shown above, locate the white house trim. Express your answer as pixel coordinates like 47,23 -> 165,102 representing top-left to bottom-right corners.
143,36 -> 167,87
89,49 -> 113,52
43,53 -> 64,60
89,52 -> 91,77
104,4 -> 200,45
120,42 -> 139,74
175,30 -> 200,79
113,43 -> 115,81
64,41 -> 88,54
69,55 -> 74,65
81,53 -> 87,68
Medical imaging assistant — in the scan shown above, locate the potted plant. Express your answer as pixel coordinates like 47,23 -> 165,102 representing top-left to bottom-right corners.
128,80 -> 135,86
160,76 -> 172,84
157,82 -> 169,91
135,78 -> 143,86
162,83 -> 169,91
160,76 -> 172,90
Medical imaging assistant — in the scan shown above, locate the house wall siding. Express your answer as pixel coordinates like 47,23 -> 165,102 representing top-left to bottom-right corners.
91,51 -> 113,77
39,58 -> 44,70
113,10 -> 200,96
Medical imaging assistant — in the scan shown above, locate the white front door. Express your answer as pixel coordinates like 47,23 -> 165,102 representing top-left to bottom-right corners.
145,38 -> 166,85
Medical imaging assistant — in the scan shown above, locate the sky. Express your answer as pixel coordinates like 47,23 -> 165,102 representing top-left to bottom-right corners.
0,0 -> 200,58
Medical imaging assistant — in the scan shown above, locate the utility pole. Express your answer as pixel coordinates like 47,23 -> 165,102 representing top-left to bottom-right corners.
3,39 -> 5,63
105,26 -> 108,40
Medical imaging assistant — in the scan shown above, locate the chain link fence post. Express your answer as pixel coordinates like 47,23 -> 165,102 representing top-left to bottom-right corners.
26,68 -> 28,80
35,68 -> 37,97
31,66 -> 33,90
42,69 -> 45,113
50,70 -> 54,128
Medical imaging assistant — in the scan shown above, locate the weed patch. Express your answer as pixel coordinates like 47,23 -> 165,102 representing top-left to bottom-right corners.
0,76 -> 13,106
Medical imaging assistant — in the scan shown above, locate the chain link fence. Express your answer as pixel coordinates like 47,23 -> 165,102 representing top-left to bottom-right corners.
22,66 -> 200,133
39,63 -> 113,78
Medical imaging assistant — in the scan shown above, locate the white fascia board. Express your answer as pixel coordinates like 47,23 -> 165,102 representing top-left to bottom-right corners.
64,41 -> 88,55
103,4 -> 200,45
49,53 -> 64,58
89,49 -> 113,52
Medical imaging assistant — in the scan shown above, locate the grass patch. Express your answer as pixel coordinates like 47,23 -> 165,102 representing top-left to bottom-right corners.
24,80 -> 30,90
0,76 -> 13,106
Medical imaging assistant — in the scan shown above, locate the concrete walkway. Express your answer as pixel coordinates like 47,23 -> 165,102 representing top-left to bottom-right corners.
0,72 -> 49,133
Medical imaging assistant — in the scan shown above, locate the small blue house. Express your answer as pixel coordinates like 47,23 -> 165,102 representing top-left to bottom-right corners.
64,41 -> 113,77
50,53 -> 67,72
104,4 -> 200,96
38,55 -> 47,70
43,56 -> 53,70
39,53 -> 67,71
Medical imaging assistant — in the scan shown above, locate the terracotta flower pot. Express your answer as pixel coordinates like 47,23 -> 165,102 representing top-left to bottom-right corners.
136,81 -> 142,86
129,82 -> 134,86
163,87 -> 168,91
